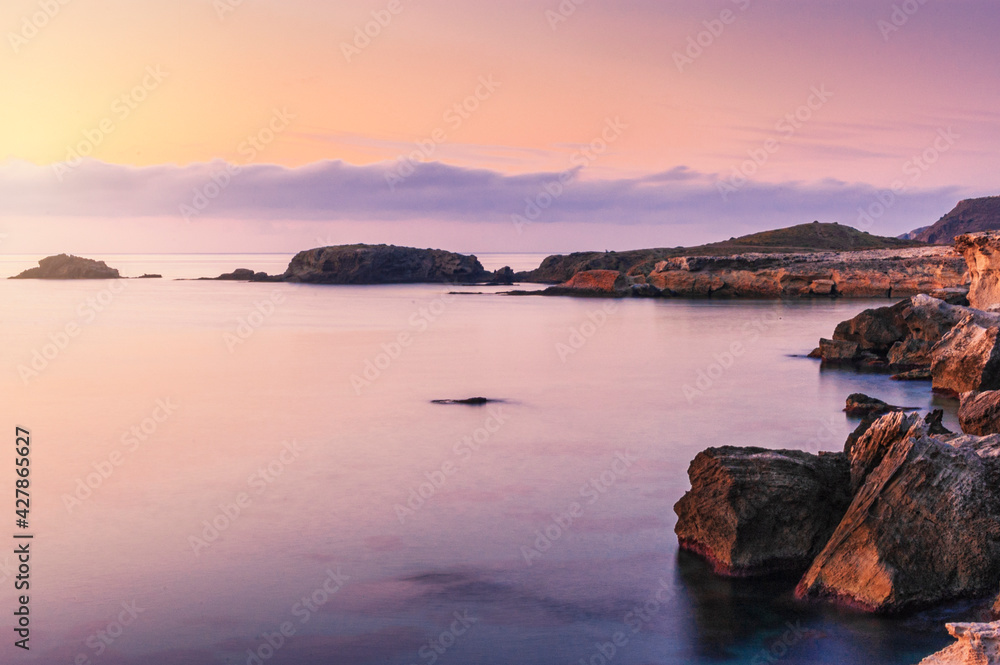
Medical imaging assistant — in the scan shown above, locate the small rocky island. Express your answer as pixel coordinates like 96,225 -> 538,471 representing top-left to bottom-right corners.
206,244 -> 514,285
10,254 -> 121,279
676,230 -> 1000,664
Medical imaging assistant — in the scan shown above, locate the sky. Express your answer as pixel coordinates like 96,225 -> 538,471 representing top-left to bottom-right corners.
1,0 -> 998,254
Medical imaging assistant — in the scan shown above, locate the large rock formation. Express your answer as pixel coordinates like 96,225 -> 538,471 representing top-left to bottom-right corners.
814,295 -> 1000,369
795,419 -> 1000,613
956,231 -> 1000,309
641,247 -> 967,299
959,391 -> 1000,436
915,196 -> 1000,245
917,622 -> 1000,665
930,315 -> 1000,395
10,254 -> 120,279
678,412 -> 1000,615
281,245 -> 492,285
673,447 -> 851,577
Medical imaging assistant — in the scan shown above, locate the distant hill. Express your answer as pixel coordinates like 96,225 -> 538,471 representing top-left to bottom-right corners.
913,196 -> 1000,244
519,221 -> 921,283
898,226 -> 930,241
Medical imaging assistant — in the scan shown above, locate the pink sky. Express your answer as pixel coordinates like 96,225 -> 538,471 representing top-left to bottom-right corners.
1,0 -> 998,253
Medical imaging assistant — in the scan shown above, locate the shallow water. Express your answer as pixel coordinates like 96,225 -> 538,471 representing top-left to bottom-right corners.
0,259 -> 981,665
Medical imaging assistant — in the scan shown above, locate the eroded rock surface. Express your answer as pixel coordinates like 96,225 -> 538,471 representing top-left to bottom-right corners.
795,419 -> 1000,613
956,231 -> 1000,309
673,447 -> 851,577
917,622 -> 1000,665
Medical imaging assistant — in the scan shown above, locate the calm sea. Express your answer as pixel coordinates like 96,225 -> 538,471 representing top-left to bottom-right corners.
0,254 -> 977,665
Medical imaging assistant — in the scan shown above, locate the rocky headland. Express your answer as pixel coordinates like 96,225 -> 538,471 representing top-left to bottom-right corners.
677,231 -> 1000,662
510,223 -> 968,299
10,254 -> 121,279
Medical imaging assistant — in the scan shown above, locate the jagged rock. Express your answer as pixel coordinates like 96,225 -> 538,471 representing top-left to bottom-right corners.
490,266 -> 515,285
844,393 -> 914,418
795,423 -> 1000,613
673,447 -> 851,577
889,338 -> 936,368
925,410 -> 953,437
931,315 -> 1000,395
10,254 -> 120,279
959,391 -> 1000,435
282,245 -> 490,284
957,231 -> 1000,309
845,411 -> 923,491
929,288 -> 971,306
819,295 -> 996,366
892,368 -> 933,381
904,295 -> 985,342
917,622 -> 1000,664
994,594 -> 1000,618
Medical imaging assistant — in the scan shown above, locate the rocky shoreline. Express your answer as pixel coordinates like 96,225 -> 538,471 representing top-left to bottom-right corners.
676,231 -> 1000,663
512,245 -> 969,299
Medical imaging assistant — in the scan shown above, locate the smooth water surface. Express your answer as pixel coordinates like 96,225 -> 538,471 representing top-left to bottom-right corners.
0,261 -> 979,665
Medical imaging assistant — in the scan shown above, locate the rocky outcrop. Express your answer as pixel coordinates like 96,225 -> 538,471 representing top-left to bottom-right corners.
10,254 -> 120,279
641,247 -> 967,299
673,447 -> 852,577
917,622 -> 1000,664
815,295 -> 1000,368
959,391 -> 1000,435
930,315 -> 1000,395
550,270 -> 630,296
679,411 -> 1000,615
795,419 -> 1000,613
211,268 -> 277,282
281,245 -> 492,284
843,393 -> 914,417
517,243 -> 967,300
956,231 -> 1000,309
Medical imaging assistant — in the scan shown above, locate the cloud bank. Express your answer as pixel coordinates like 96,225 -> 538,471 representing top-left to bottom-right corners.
0,159 -> 971,239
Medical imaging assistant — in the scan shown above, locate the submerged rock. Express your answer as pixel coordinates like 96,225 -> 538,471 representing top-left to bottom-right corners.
673,447 -> 851,577
959,391 -> 1000,435
11,254 -> 120,279
212,268 -> 276,282
892,368 -> 933,381
917,622 -> 1000,664
431,397 -> 497,405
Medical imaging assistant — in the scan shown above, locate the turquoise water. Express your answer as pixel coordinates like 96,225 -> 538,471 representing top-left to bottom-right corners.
0,256 -> 981,665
